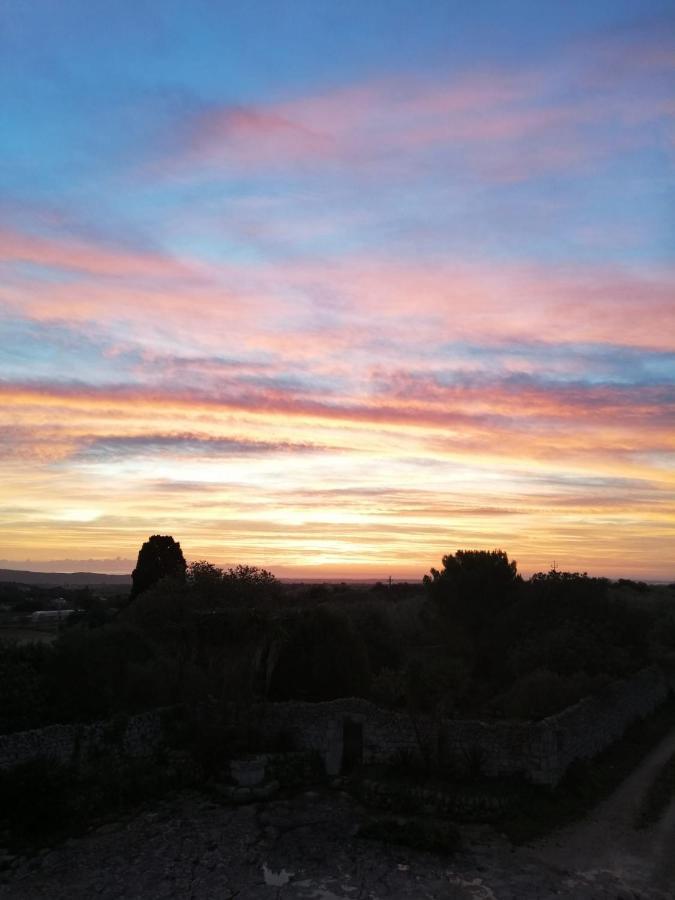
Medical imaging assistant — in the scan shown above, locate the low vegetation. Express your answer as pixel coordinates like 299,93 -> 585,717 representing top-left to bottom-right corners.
1,540 -> 674,851
1,543 -> 674,736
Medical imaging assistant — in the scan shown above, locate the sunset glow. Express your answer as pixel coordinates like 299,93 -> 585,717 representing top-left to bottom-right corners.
1,1 -> 674,579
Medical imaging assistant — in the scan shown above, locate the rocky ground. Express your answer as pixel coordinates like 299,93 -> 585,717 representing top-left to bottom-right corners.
2,730 -> 674,900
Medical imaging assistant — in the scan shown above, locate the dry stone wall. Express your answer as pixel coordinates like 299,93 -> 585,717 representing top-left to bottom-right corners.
256,697 -> 445,776
258,666 -> 673,786
0,709 -> 166,771
539,666 -> 672,783
1,667 -> 671,786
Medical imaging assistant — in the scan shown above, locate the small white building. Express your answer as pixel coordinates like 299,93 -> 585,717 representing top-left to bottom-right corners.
30,609 -> 74,623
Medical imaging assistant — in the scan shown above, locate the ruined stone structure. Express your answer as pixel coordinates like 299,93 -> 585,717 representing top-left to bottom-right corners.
257,666 -> 673,786
0,667 -> 671,786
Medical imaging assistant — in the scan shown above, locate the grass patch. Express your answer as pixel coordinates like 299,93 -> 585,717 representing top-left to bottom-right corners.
358,814 -> 461,853
500,693 -> 675,844
635,748 -> 675,829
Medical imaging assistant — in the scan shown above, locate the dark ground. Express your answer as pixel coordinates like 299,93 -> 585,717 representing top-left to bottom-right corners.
3,727 -> 674,900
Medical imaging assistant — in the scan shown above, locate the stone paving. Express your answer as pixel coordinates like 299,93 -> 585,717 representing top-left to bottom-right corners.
1,788 -> 671,900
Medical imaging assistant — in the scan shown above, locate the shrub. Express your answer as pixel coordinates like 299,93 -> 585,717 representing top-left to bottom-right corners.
46,623 -> 168,721
268,607 -> 370,701
370,667 -> 408,708
404,656 -> 468,715
497,668 -> 610,720
348,603 -> 403,674
0,640 -> 52,733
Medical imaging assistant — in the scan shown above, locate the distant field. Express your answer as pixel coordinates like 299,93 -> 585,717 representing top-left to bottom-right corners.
0,626 -> 58,644
0,568 -> 131,586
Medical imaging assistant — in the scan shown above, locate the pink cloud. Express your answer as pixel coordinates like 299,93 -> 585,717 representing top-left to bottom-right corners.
0,227 -> 194,280
160,73 -> 564,177
182,106 -> 337,166
260,258 -> 675,352
3,245 -> 674,358
152,28 -> 674,181
2,373 -> 672,452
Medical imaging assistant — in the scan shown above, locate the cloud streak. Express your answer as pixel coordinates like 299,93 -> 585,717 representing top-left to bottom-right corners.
1,5 -> 673,578
153,28 -> 674,183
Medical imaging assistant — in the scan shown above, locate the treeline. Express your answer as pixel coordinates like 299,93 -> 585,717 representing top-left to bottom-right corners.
1,542 -> 674,735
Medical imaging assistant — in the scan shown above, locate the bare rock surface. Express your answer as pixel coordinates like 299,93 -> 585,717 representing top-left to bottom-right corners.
1,780 -> 671,900
4,729 -> 675,900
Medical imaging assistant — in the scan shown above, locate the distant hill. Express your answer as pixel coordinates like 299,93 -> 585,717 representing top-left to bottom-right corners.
0,568 -> 131,586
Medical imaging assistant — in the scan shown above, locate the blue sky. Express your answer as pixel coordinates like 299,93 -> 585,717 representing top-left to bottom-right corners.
0,1 -> 673,577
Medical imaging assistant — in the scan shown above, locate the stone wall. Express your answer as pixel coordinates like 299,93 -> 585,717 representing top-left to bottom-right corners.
263,750 -> 323,787
442,717 -> 548,782
1,667 -> 671,786
0,709 -> 167,771
256,697 -> 433,776
538,666 -> 672,784
257,666 -> 673,786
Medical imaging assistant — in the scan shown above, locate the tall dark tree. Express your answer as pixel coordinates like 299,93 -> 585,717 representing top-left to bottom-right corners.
423,549 -> 519,637
130,535 -> 187,599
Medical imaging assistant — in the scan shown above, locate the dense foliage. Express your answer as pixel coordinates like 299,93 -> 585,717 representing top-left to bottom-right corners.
131,534 -> 187,599
1,539 -> 674,735
424,549 -> 520,638
268,607 -> 370,701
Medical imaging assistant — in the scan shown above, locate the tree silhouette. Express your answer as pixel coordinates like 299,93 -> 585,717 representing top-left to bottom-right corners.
423,549 -> 519,637
130,535 -> 187,599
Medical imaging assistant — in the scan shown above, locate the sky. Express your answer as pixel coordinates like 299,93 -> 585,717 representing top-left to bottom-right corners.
1,0 -> 674,580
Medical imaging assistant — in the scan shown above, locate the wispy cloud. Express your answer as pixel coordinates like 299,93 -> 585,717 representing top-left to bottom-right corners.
0,227 -> 194,280
1,6 -> 673,578
151,27 -> 674,183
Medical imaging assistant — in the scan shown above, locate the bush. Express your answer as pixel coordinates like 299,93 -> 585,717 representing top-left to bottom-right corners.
404,656 -> 468,715
370,667 -> 408,708
268,608 -> 370,701
347,603 -> 402,674
0,640 -> 52,734
187,562 -> 282,609
502,572 -> 649,680
497,669 -> 610,720
46,624 -> 170,722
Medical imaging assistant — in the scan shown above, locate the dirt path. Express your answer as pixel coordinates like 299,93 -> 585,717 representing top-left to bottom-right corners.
532,726 -> 675,895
